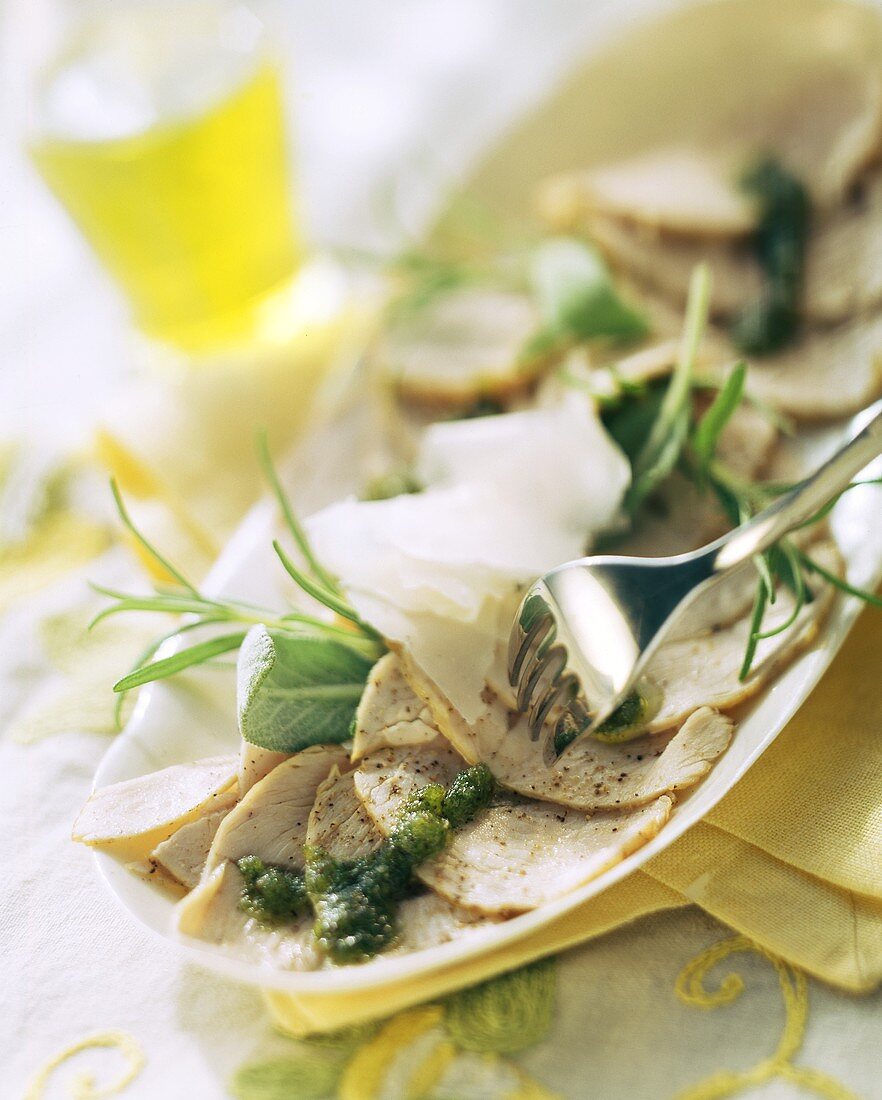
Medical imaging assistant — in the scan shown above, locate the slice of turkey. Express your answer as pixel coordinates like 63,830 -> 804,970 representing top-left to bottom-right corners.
759,67 -> 882,210
377,286 -> 550,410
355,740 -> 673,915
351,652 -> 440,763
72,755 -> 238,862
307,766 -> 381,859
803,172 -> 882,322
537,148 -> 757,238
734,314 -> 882,421
205,744 -> 349,874
151,796 -> 236,889
399,634 -> 732,812
576,212 -> 760,319
239,744 -> 292,795
556,169 -> 882,329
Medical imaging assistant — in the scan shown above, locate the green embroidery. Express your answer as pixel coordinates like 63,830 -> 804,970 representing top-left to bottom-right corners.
235,965 -> 559,1098
443,957 -> 557,1054
289,1022 -> 378,1054
229,1054 -> 340,1100
230,1025 -> 377,1100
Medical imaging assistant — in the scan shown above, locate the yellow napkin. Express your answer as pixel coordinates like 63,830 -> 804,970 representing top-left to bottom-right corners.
644,604 -> 882,994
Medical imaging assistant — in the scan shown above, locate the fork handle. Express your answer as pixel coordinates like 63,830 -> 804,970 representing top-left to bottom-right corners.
713,404 -> 882,573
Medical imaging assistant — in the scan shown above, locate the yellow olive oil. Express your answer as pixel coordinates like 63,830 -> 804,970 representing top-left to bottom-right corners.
32,62 -> 302,348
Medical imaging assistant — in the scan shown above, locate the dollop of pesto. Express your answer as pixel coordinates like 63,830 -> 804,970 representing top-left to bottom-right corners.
553,690 -> 648,755
591,690 -> 649,744
441,763 -> 496,828
237,855 -> 310,924
237,763 -> 495,964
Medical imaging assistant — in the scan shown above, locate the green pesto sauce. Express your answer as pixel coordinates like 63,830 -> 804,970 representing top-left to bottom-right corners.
730,158 -> 810,356
553,690 -> 648,755
237,855 -> 310,924
237,763 -> 495,963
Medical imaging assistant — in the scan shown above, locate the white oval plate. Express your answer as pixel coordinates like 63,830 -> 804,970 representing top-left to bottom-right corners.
92,0 -> 882,994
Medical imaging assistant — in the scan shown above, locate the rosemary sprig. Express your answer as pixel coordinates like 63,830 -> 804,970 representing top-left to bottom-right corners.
272,540 -> 383,641
256,431 -> 342,596
690,361 -> 747,482
109,479 -> 199,596
92,445 -> 385,726
623,263 -> 711,515
113,633 -> 248,692
696,457 -> 882,679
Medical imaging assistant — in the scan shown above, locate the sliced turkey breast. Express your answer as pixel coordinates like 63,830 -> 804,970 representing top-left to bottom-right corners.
73,755 -> 238,862
351,652 -> 440,763
307,764 -> 498,948
355,740 -> 673,914
151,796 -> 236,889
206,744 -> 349,873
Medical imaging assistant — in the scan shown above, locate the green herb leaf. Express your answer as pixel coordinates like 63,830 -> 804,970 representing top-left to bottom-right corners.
793,476 -> 882,530
798,551 -> 882,607
109,479 -> 199,596
691,361 -> 747,478
731,158 -> 810,356
112,616 -> 234,728
237,625 -> 375,752
739,579 -> 769,681
626,404 -> 691,515
112,631 -> 247,692
755,540 -> 806,640
88,594 -> 222,630
273,540 -> 382,640
257,431 -> 342,596
529,237 -> 648,349
624,263 -> 711,514
600,381 -> 665,464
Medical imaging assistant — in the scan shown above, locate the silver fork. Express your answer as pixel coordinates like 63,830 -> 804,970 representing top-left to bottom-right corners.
508,402 -> 882,761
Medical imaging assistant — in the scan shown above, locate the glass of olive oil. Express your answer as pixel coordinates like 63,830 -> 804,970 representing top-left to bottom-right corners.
30,1 -> 303,350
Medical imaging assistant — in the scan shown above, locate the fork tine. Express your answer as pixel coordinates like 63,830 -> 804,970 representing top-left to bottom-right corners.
527,670 -> 578,740
507,600 -> 555,688
518,641 -> 567,723
516,637 -> 565,713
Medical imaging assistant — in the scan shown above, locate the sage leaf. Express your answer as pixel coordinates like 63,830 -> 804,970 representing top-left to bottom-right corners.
238,625 -> 375,752
529,237 -> 648,346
